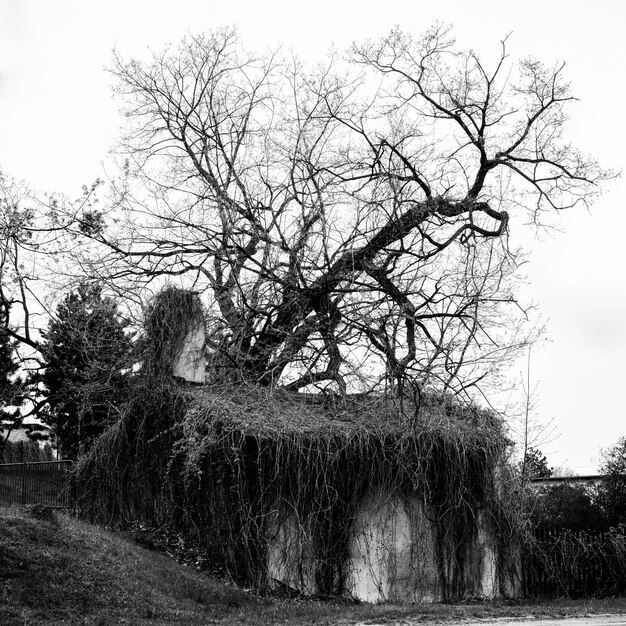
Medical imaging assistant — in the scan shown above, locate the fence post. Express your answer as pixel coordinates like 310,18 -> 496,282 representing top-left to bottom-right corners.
0,459 -> 74,508
20,461 -> 26,505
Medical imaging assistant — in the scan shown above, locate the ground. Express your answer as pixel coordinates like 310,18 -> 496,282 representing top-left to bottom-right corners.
356,618 -> 626,626
0,504 -> 625,625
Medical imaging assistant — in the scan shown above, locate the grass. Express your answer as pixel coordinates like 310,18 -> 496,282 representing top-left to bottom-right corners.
1,504 -> 626,625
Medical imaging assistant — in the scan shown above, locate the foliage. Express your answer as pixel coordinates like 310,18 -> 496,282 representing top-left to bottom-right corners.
0,303 -> 20,409
523,447 -> 553,479
39,283 -> 131,459
0,505 -> 254,625
1,169 -> 95,356
0,171 -> 35,357
0,302 -> 24,460
4,507 -> 626,625
75,306 -> 520,600
523,477 -> 626,598
22,421 -> 51,443
597,436 -> 626,527
58,26 -> 611,399
530,483 -> 606,532
0,439 -> 54,463
524,526 -> 626,598
73,287 -> 205,523
139,286 -> 204,379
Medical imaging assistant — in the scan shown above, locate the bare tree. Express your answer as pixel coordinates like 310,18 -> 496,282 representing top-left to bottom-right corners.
65,26 -> 609,397
0,170 -> 103,353
0,171 -> 42,354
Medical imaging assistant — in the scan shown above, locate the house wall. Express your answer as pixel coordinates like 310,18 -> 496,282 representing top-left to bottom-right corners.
266,506 -> 318,595
344,489 -> 441,603
266,488 -> 521,603
460,508 -> 498,599
2,426 -> 30,444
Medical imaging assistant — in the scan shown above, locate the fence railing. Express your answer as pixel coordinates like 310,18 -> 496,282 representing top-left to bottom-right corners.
0,460 -> 74,507
523,526 -> 626,598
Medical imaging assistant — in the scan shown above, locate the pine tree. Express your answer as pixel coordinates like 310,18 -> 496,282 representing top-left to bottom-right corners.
40,284 -> 131,459
523,447 -> 554,479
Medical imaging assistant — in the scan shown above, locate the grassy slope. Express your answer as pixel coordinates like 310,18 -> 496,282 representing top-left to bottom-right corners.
1,505 -> 626,626
0,505 -> 258,625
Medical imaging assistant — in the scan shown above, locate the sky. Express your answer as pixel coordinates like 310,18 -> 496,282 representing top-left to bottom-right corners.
0,0 -> 624,473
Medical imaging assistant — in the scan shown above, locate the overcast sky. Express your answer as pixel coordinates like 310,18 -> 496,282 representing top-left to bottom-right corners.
1,0 -> 624,473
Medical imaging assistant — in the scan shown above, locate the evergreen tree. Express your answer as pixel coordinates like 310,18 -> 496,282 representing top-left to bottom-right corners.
531,483 -> 606,531
40,284 -> 130,459
0,302 -> 22,459
523,447 -> 554,479
0,302 -> 19,408
0,439 -> 55,463
597,437 -> 626,527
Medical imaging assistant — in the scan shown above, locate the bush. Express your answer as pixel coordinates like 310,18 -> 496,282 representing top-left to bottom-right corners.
0,440 -> 55,463
597,437 -> 626,527
530,482 -> 606,532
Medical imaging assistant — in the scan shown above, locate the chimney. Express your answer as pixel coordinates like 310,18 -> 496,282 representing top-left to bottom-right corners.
172,295 -> 206,384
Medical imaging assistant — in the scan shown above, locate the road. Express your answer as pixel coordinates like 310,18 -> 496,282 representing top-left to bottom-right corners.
468,617 -> 626,626
354,615 -> 626,626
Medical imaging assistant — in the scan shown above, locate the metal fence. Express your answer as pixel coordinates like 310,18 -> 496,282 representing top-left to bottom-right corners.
0,460 -> 74,507
523,527 -> 626,598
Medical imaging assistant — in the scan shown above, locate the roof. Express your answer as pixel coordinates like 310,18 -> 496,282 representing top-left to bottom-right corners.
529,474 -> 622,485
0,420 -> 51,430
183,384 -> 504,442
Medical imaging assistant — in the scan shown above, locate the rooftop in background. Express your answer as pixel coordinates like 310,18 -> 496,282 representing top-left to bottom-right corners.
1,421 -> 51,444
530,475 -> 605,486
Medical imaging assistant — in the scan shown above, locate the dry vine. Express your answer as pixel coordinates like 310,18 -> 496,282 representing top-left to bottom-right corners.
75,290 -> 523,599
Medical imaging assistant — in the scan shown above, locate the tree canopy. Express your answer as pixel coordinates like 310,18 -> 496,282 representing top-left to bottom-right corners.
523,447 -> 553,479
39,284 -> 130,459
530,482 -> 606,531
68,26 -> 606,396
597,437 -> 626,527
0,303 -> 19,408
2,26 -> 612,401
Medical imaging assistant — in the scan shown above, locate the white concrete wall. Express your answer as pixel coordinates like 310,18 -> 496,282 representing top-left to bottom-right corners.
266,490 -> 519,602
460,508 -> 498,599
344,490 -> 440,603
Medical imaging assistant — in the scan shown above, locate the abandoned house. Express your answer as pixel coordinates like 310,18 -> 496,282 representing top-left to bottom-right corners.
76,289 -> 522,603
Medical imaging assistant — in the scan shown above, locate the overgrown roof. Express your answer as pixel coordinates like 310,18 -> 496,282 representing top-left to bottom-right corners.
76,379 -> 518,596
182,384 -> 504,442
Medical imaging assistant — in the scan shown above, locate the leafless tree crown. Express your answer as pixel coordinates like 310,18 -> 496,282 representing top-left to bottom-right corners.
2,26 -> 610,397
